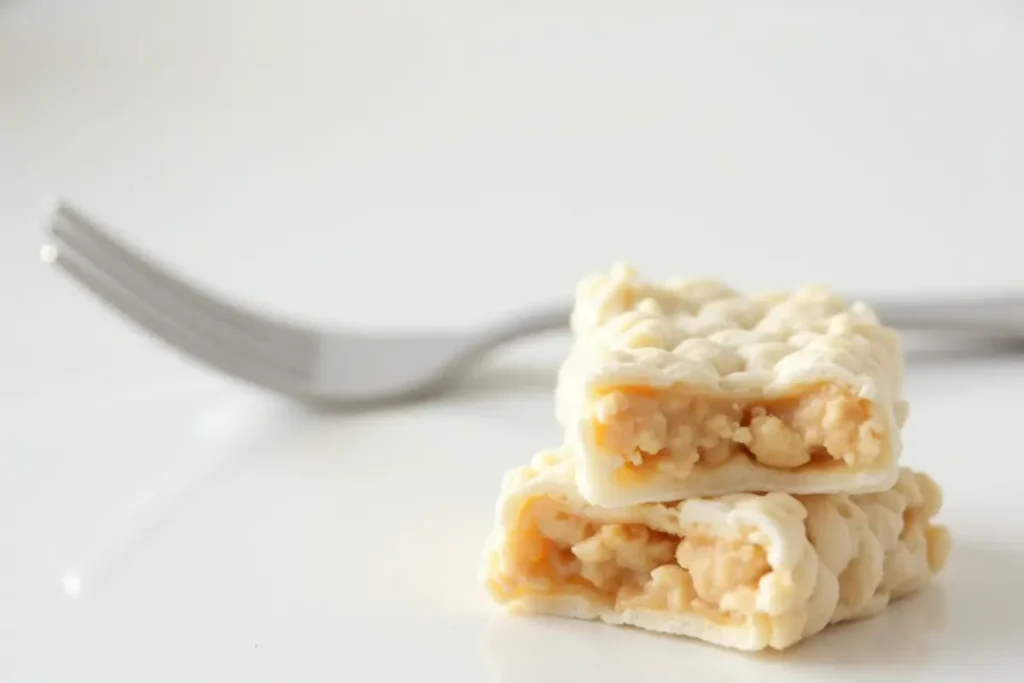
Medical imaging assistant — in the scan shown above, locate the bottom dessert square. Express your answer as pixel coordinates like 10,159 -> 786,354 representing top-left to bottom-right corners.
481,448 -> 949,651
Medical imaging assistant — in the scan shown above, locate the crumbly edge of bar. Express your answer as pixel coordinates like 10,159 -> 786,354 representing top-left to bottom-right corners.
582,383 -> 892,478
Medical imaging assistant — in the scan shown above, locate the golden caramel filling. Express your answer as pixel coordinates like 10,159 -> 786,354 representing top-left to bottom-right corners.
589,384 -> 881,482
491,498 -> 771,623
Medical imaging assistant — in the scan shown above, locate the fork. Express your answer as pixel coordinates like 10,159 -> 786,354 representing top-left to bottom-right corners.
42,200 -> 1024,407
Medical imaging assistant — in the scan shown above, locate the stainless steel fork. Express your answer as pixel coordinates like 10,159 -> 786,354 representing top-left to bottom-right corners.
42,200 -> 1024,407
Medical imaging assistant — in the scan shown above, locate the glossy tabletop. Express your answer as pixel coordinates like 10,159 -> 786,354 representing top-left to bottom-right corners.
3,1 -> 1024,680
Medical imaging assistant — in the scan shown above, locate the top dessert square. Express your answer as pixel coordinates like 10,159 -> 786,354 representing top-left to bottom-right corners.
556,264 -> 907,507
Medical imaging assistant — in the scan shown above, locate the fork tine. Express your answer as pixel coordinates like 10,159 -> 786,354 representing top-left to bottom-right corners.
42,243 -> 309,399
49,212 -> 311,376
49,201 -> 315,356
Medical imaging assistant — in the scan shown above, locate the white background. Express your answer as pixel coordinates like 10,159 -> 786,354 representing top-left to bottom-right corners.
2,1 -> 1024,681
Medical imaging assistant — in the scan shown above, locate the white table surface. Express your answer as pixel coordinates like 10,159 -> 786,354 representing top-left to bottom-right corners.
3,1 -> 1024,680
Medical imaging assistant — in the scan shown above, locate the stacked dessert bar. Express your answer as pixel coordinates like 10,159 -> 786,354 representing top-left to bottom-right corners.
481,264 -> 950,651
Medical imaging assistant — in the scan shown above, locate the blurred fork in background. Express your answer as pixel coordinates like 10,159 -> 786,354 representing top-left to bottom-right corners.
41,200 -> 1024,407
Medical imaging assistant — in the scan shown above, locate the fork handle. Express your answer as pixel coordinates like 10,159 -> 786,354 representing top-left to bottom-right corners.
871,294 -> 1024,338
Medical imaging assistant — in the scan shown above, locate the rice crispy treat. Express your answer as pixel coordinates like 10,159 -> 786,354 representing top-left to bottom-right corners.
482,448 -> 949,651
556,264 -> 906,507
